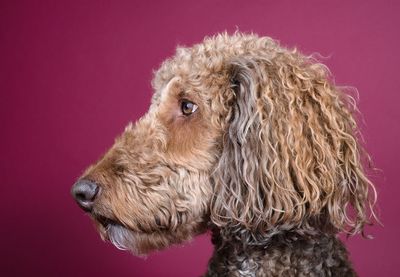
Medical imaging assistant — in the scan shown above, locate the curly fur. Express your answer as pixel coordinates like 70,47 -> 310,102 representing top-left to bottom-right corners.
73,32 -> 376,276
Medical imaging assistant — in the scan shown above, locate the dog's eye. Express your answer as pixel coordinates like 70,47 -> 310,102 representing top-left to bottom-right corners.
181,100 -> 198,115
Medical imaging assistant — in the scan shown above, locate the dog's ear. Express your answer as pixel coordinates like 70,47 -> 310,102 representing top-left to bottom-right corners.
211,54 -> 376,235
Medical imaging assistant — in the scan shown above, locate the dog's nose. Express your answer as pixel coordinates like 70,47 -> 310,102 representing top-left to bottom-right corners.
71,179 -> 99,212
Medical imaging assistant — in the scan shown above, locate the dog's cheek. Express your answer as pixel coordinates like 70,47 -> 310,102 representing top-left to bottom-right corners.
175,173 -> 213,219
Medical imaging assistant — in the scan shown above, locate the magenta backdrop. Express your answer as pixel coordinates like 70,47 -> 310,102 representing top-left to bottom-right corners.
1,1 -> 399,276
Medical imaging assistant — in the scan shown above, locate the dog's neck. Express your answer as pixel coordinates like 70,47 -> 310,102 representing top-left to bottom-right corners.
207,226 -> 288,277
205,225 -> 356,277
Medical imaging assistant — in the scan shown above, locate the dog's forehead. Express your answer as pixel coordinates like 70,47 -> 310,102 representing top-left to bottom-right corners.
151,66 -> 220,109
150,34 -> 278,106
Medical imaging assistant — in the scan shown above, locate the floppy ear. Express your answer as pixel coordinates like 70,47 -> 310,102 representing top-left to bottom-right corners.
210,54 -> 376,235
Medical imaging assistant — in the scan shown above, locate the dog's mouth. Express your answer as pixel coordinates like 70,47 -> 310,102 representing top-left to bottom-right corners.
91,212 -> 209,255
93,215 -> 140,253
92,214 -> 180,255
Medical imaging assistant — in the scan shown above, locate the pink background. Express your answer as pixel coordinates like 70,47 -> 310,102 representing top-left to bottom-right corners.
1,1 -> 399,276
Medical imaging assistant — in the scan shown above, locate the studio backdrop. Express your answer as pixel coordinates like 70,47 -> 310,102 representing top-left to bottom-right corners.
1,1 -> 399,276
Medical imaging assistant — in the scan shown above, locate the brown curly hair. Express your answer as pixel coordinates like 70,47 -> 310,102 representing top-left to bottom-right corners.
153,33 -> 377,236
207,35 -> 377,236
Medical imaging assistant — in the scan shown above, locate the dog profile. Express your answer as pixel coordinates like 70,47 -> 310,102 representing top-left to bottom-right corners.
72,33 -> 376,276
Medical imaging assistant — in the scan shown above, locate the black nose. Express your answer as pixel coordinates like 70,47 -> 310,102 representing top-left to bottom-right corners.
71,179 -> 99,212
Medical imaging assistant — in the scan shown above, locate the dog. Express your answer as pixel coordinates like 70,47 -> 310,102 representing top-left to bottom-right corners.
72,32 -> 376,276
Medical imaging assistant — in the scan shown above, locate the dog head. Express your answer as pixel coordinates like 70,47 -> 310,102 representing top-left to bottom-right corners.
72,33 -> 376,255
